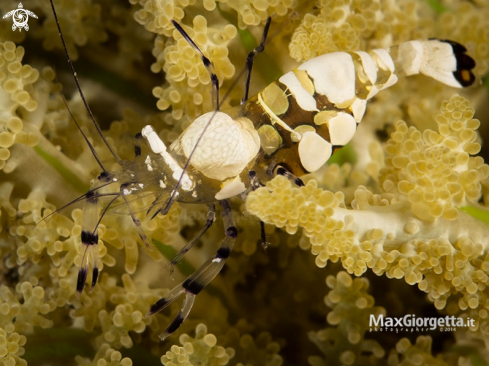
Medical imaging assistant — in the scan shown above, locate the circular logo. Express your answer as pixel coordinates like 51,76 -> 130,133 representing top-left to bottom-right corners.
2,3 -> 38,32
12,8 -> 29,29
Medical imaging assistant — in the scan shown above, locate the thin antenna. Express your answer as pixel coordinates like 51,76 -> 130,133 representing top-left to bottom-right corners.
49,0 -> 121,164
91,194 -> 120,236
37,189 -> 118,224
59,93 -> 107,173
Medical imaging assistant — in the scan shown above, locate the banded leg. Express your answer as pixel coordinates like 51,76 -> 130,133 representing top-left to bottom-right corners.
242,17 -> 272,104
77,173 -> 114,296
171,21 -> 220,110
275,166 -> 305,187
146,200 -> 236,340
166,203 -> 216,275
248,170 -> 269,248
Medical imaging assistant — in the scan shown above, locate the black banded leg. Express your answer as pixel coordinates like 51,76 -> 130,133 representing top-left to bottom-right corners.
78,188 -> 101,296
167,203 -> 216,275
242,17 -> 272,104
248,171 -> 269,248
275,166 -> 305,187
146,200 -> 236,340
77,173 -> 120,295
171,21 -> 220,110
120,183 -> 152,250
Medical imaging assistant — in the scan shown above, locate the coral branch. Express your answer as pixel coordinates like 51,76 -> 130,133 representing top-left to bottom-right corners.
247,95 -> 489,331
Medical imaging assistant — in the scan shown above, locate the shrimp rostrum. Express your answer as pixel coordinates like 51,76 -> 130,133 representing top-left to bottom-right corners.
49,0 -> 476,340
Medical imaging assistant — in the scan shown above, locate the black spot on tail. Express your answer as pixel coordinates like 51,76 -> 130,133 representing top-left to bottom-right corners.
453,68 -> 476,87
81,231 -> 98,245
77,268 -> 88,293
442,40 -> 476,87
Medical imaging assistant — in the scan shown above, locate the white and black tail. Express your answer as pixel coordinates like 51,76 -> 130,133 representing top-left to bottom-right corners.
392,39 -> 476,88
284,38 -> 476,109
